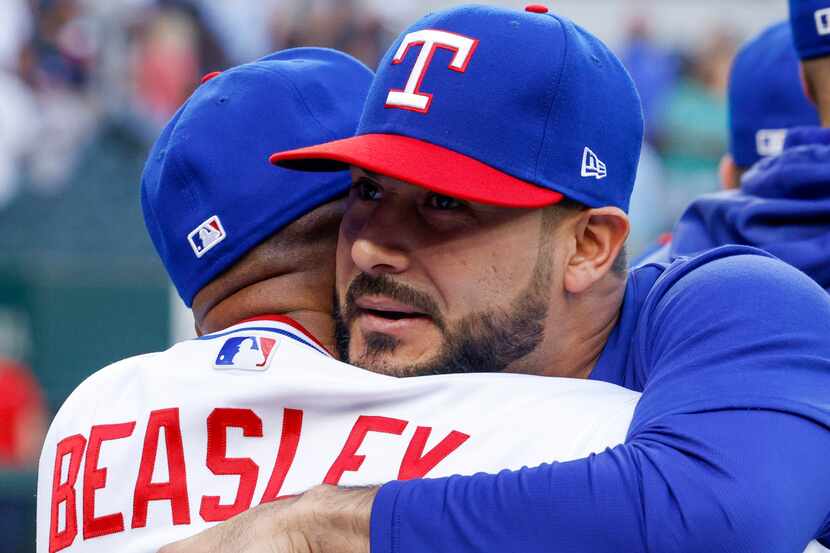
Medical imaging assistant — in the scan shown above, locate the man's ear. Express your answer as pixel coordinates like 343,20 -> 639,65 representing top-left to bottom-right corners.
800,63 -> 818,106
719,154 -> 740,190
563,207 -> 629,294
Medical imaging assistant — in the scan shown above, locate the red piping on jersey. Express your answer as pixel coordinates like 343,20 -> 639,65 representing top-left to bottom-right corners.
236,315 -> 331,355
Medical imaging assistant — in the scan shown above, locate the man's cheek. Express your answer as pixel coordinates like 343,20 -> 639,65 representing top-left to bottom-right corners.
339,208 -> 366,244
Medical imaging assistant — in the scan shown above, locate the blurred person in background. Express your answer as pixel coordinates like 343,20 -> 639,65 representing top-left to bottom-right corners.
624,144 -> 670,257
276,0 -> 387,68
619,17 -> 677,257
620,16 -> 679,144
130,0 -> 228,126
636,22 -> 830,294
656,29 -> 736,221
16,0 -> 100,194
0,355 -> 46,553
0,0 -> 38,209
0,358 -> 46,468
195,0 -> 281,64
718,22 -> 820,190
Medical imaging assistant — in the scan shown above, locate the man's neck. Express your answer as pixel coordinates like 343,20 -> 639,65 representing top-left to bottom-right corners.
803,59 -> 830,127
511,277 -> 625,379
275,309 -> 337,355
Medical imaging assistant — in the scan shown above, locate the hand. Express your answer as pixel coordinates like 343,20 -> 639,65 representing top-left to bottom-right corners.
158,485 -> 377,553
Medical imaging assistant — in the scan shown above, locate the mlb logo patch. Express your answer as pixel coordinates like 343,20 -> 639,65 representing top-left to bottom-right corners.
756,129 -> 787,158
214,336 -> 279,371
188,216 -> 226,258
817,8 -> 830,36
581,147 -> 607,180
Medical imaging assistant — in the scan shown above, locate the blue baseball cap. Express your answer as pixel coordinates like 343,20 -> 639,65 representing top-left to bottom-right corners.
790,0 -> 830,59
270,4 -> 644,212
728,22 -> 819,168
141,48 -> 373,306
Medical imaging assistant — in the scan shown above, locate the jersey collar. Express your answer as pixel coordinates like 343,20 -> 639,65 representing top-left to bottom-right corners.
199,314 -> 333,357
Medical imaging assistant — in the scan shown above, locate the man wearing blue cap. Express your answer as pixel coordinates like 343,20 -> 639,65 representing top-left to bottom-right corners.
171,5 -> 830,553
636,22 -> 830,293
38,44 -> 652,553
720,22 -> 819,189
792,0 -> 830,125
34,47 -> 374,553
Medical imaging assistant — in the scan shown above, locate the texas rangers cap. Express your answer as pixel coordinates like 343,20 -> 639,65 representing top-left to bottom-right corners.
790,0 -> 830,59
729,22 -> 819,168
141,48 -> 372,306
270,4 -> 644,211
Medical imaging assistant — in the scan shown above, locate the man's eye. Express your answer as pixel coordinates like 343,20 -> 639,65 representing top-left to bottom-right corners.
427,194 -> 463,210
354,179 -> 382,201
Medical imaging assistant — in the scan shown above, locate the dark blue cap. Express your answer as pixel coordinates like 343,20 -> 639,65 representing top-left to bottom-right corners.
141,48 -> 372,306
789,0 -> 830,59
272,4 -> 644,212
728,22 -> 819,168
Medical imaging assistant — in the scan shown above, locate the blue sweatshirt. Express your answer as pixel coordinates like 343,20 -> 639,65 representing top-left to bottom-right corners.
641,126 -> 830,292
371,246 -> 830,552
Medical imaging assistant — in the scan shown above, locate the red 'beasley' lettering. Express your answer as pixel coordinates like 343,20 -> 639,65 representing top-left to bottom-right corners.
200,408 -> 263,522
132,408 -> 190,528
50,434 -> 86,553
398,427 -> 470,480
324,416 -> 408,485
83,422 -> 136,539
259,408 -> 303,503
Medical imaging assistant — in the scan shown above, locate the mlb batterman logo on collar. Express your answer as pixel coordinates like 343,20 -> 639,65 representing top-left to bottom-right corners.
270,4 -> 644,213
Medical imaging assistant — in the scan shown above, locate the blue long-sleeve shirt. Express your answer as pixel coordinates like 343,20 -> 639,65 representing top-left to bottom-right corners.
370,246 -> 830,552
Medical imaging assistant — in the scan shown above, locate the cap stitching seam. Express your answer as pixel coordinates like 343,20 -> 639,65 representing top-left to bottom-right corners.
533,16 -> 569,182
257,64 -> 340,143
167,108 -> 199,212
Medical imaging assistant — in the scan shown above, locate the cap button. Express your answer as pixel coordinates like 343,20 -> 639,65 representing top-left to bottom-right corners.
525,4 -> 549,13
200,71 -> 222,84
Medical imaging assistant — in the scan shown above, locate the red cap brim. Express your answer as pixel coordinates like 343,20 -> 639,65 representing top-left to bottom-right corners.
269,134 -> 563,208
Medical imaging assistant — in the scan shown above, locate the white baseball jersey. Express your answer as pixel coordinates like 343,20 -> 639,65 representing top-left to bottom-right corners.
37,315 -> 641,553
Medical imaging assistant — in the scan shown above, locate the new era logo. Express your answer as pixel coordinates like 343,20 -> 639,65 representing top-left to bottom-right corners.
756,129 -> 787,158
581,147 -> 607,180
214,336 -> 278,371
817,8 -> 830,36
188,215 -> 226,258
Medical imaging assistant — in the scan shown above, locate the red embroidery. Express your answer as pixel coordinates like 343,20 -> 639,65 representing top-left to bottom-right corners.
260,408 -> 303,503
324,416 -> 408,485
132,408 -> 191,528
398,427 -> 469,480
200,408 -> 263,522
83,422 -> 136,539
50,434 -> 87,553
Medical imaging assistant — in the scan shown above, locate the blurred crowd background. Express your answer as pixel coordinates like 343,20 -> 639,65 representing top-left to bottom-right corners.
0,0 -> 788,550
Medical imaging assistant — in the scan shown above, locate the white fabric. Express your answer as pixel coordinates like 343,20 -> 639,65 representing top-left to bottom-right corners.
37,317 -> 638,552
36,317 -> 827,553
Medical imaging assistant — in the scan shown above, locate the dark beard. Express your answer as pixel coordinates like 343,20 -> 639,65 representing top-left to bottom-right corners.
333,245 -> 552,377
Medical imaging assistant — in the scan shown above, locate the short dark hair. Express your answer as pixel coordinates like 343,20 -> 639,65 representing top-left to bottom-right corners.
543,199 -> 627,276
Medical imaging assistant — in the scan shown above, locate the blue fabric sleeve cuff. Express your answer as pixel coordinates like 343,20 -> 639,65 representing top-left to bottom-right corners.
371,480 -> 405,553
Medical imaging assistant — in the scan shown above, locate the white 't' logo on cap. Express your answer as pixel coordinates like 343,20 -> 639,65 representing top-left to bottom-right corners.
581,147 -> 607,180
385,30 -> 479,114
816,8 -> 830,36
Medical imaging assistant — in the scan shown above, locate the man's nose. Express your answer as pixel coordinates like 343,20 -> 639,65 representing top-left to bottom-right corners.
349,204 -> 412,276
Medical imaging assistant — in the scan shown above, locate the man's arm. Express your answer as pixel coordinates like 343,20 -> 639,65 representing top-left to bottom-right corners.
159,486 -> 376,553
164,253 -> 830,553
371,253 -> 830,552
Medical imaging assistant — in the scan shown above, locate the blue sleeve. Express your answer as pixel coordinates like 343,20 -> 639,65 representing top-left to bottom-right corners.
370,254 -> 830,553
